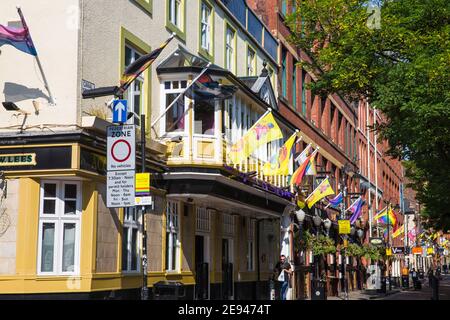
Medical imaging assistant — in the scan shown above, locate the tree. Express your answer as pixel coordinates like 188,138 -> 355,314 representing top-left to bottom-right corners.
287,0 -> 450,229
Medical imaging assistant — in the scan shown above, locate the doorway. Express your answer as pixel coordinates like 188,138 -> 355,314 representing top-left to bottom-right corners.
195,235 -> 210,300
222,238 -> 234,300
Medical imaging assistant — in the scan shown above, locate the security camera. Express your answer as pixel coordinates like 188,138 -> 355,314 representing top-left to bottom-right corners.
170,136 -> 183,142
82,86 -> 119,99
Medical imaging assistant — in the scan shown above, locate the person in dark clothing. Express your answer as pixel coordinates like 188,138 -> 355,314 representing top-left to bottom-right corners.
411,268 -> 420,290
427,268 -> 434,287
274,255 -> 292,300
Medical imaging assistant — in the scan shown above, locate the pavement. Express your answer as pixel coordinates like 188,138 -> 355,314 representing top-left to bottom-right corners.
326,288 -> 400,300
326,274 -> 450,300
377,274 -> 450,300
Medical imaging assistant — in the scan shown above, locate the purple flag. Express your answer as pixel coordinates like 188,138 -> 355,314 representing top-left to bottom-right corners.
349,197 -> 364,224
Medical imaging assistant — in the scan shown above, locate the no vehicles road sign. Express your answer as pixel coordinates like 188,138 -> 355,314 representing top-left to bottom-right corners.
107,125 -> 135,171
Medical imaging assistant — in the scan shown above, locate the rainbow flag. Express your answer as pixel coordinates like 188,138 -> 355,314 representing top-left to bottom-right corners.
374,207 -> 397,226
295,144 -> 316,175
263,133 -> 297,176
0,8 -> 37,56
289,148 -> 318,187
118,34 -> 174,94
228,112 -> 283,164
392,226 -> 404,238
305,178 -> 335,209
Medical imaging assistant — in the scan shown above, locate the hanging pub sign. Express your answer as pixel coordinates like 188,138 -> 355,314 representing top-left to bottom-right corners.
0,153 -> 36,166
370,237 -> 384,246
391,247 -> 405,254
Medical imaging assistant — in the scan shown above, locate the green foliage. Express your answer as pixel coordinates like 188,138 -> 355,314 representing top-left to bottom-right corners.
346,243 -> 364,257
287,0 -> 450,230
361,244 -> 383,261
312,231 -> 336,255
296,230 -> 336,255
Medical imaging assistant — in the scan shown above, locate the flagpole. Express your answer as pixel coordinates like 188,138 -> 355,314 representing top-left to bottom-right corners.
150,62 -> 212,129
294,142 -> 312,163
17,7 -> 56,106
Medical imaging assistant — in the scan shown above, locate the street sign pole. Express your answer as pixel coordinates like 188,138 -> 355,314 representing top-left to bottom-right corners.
340,165 -> 349,301
140,114 -> 148,301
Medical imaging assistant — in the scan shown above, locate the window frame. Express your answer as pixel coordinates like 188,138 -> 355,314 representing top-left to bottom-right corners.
161,78 -> 189,137
193,98 -> 218,137
292,59 -> 297,110
166,0 -> 186,41
122,207 -> 141,273
301,69 -> 307,115
246,43 -> 257,76
281,0 -> 288,17
198,0 -> 214,61
267,64 -> 276,90
224,21 -> 237,74
165,200 -> 181,273
281,48 -> 287,98
37,180 -> 82,276
124,44 -> 145,126
120,27 -> 152,128
134,0 -> 152,14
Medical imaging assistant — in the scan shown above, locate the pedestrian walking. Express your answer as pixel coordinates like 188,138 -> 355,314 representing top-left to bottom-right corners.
411,268 -> 421,290
274,255 -> 292,300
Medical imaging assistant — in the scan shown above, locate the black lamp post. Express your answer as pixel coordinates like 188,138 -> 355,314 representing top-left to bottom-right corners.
313,213 -> 323,285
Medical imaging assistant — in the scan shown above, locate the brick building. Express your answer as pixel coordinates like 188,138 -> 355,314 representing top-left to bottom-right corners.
248,0 -> 406,297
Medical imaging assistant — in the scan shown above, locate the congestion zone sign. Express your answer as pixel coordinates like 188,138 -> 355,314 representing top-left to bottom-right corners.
107,125 -> 136,171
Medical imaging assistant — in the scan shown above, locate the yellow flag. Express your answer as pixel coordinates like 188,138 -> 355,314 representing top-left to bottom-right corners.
296,193 -> 306,209
228,112 -> 283,164
305,178 -> 335,209
263,133 -> 297,176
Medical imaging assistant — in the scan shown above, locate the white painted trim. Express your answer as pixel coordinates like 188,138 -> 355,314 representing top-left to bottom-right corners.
37,180 -> 82,276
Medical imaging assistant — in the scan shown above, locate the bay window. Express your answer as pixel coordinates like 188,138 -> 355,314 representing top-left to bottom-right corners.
164,80 -> 187,134
38,181 -> 81,275
166,201 -> 180,272
122,207 -> 140,272
194,99 -> 215,135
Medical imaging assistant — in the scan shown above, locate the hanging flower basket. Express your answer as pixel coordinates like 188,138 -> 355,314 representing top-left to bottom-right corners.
300,230 -> 336,256
346,243 -> 364,257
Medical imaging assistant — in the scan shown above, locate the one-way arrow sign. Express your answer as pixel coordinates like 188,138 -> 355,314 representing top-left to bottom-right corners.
113,100 -> 128,124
